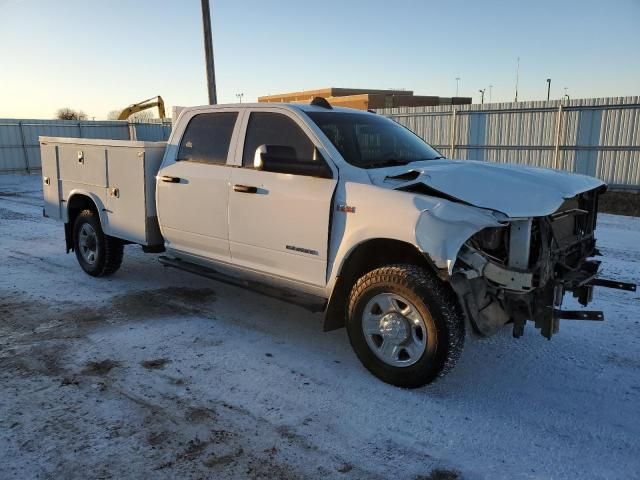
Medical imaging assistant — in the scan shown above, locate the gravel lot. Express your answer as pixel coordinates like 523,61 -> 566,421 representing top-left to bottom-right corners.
1,173 -> 639,479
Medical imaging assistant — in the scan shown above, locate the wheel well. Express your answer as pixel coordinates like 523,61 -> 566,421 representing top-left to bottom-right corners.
65,194 -> 98,252
323,238 -> 442,331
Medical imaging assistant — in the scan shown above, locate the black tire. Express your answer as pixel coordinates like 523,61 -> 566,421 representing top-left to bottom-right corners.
346,264 -> 464,388
73,209 -> 123,277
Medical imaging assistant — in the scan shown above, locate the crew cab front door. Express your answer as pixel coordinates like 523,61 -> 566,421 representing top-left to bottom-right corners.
157,110 -> 240,262
228,111 -> 337,287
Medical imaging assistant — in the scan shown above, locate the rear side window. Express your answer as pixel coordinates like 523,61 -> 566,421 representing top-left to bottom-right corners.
177,112 -> 238,165
242,112 -> 315,167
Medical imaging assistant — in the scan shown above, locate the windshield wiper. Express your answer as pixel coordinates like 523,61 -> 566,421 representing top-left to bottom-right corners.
360,156 -> 444,168
360,158 -> 411,168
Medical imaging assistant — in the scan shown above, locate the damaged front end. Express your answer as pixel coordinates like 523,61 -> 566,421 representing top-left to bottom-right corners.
450,188 -> 636,339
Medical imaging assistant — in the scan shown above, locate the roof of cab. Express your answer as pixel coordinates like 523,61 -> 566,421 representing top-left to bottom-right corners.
182,102 -> 372,115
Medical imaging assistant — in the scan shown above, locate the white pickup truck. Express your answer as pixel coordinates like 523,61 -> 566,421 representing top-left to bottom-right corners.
40,98 -> 636,387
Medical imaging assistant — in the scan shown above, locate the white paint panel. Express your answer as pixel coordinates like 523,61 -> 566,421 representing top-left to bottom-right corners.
228,168 -> 336,287
156,161 -> 232,262
57,143 -> 107,187
105,147 -> 148,244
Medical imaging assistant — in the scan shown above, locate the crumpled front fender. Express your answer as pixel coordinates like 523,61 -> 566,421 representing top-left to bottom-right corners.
415,201 -> 505,274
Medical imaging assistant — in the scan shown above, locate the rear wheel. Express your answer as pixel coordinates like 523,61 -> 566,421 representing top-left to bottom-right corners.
73,209 -> 123,277
347,264 -> 464,388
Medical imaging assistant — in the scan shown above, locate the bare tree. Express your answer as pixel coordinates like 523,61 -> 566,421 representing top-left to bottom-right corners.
56,108 -> 88,121
107,110 -> 122,120
129,110 -> 155,122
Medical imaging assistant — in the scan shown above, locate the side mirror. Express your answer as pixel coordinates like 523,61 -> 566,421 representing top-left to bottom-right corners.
253,145 -> 332,179
253,144 -> 296,170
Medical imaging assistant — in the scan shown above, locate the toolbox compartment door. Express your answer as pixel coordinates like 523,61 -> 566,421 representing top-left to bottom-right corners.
41,143 -> 61,219
57,144 -> 108,187
104,147 -> 148,244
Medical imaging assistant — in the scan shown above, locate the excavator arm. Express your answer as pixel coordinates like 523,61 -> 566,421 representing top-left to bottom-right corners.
117,96 -> 166,121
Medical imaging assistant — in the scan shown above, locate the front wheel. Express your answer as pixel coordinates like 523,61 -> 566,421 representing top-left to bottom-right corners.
346,264 -> 465,388
73,209 -> 123,277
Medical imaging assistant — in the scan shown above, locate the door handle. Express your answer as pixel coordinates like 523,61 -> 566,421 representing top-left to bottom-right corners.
233,184 -> 258,194
160,175 -> 182,183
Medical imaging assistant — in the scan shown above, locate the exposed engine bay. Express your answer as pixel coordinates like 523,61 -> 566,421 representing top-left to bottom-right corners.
450,187 -> 636,339
375,161 -> 637,340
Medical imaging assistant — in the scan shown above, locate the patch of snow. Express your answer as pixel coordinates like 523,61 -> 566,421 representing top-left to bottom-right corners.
0,173 -> 638,479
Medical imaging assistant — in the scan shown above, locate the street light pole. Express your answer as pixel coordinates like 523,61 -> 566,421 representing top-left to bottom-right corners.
479,89 -> 486,105
201,0 -> 217,105
514,57 -> 520,102
546,78 -> 551,101
455,77 -> 460,97
236,93 -> 244,103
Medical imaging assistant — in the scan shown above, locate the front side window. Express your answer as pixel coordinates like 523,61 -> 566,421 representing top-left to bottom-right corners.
242,112 -> 315,167
177,112 -> 238,165
306,111 -> 442,169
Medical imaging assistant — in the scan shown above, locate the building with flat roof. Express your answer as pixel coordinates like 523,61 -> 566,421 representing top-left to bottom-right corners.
258,87 -> 471,110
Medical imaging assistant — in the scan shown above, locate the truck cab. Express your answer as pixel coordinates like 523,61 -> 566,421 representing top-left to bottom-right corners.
157,103 -> 337,297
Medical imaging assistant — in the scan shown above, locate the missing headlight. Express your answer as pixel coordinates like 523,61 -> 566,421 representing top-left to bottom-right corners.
470,226 -> 509,263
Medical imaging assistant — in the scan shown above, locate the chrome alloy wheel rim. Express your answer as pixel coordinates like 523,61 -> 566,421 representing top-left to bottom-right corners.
78,223 -> 98,265
362,293 -> 428,367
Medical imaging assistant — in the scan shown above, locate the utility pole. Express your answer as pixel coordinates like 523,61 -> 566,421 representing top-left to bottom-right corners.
235,93 -> 244,103
201,0 -> 217,104
546,78 -> 551,101
455,77 -> 461,97
514,57 -> 520,102
479,89 -> 486,105
488,85 -> 494,103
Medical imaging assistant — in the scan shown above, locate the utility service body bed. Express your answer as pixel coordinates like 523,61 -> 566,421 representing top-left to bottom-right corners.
40,137 -> 166,247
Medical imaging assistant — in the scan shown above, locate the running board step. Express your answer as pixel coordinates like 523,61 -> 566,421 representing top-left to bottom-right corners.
158,256 -> 326,313
554,309 -> 604,321
587,278 -> 637,292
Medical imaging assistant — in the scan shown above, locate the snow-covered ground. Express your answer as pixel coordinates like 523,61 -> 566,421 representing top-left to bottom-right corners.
1,173 -> 639,480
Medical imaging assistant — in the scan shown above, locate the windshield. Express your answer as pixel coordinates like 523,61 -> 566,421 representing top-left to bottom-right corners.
306,111 -> 443,169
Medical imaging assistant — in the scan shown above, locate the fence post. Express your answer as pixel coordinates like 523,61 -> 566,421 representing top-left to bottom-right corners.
449,109 -> 457,158
128,122 -> 137,141
553,104 -> 564,170
18,121 -> 31,173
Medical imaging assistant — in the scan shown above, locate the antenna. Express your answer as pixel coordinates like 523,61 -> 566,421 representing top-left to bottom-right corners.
310,97 -> 333,109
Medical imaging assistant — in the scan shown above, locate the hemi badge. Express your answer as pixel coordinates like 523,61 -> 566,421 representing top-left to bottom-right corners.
337,204 -> 356,213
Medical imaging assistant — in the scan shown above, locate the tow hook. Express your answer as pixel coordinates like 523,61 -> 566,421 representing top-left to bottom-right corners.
587,278 -> 637,292
554,278 -> 637,324
553,309 -> 604,321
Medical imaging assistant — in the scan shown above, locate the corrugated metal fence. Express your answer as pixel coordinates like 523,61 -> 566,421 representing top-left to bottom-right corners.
379,96 -> 640,190
4,99 -> 640,189
0,118 -> 172,173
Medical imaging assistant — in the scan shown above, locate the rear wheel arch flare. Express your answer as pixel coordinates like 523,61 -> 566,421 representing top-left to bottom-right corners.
67,193 -> 100,223
65,194 -> 104,252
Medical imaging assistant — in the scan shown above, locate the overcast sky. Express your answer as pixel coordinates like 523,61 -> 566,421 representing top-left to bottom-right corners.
1,0 -> 638,119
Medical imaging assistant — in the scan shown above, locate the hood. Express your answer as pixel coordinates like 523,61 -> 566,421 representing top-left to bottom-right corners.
369,159 -> 606,218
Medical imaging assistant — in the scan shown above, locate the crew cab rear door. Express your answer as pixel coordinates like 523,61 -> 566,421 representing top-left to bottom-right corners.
156,109 -> 241,262
228,110 -> 337,287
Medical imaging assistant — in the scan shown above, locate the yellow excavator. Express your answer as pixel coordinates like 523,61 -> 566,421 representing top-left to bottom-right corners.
117,96 -> 166,121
